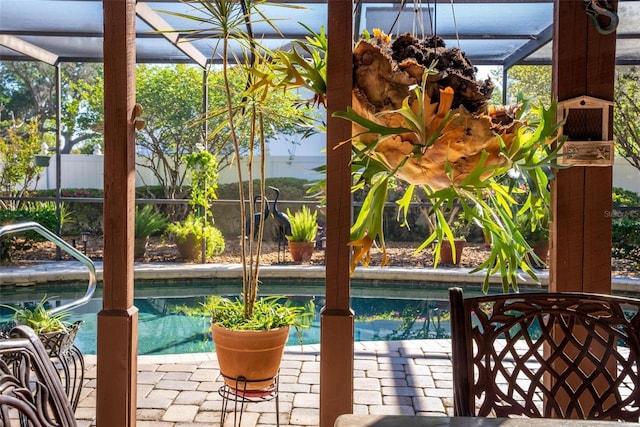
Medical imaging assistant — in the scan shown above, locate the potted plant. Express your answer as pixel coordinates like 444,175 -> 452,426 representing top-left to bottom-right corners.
1,295 -> 86,409
1,295 -> 82,356
164,0 -> 317,393
166,151 -> 225,261
167,214 -> 224,260
286,206 -> 318,262
331,30 -> 565,292
439,216 -> 471,266
201,295 -> 314,392
134,204 -> 168,259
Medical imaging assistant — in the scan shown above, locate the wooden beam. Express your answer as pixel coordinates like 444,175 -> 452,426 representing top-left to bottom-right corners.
550,1 -> 616,293
98,1 -> 138,426
136,2 -> 207,68
320,0 -> 354,423
0,35 -> 58,65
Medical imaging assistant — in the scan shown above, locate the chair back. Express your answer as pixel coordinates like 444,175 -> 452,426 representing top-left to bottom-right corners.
0,325 -> 77,426
449,287 -> 640,421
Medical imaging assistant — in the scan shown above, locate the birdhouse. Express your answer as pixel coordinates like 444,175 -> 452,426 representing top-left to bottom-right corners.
556,96 -> 614,167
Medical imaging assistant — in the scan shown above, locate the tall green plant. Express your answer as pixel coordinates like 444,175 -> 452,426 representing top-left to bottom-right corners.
166,0 -> 312,322
184,150 -> 218,213
166,150 -> 225,259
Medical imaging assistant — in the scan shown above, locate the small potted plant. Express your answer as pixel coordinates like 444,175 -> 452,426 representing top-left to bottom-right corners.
1,296 -> 81,356
167,214 -> 225,261
166,151 -> 225,261
439,216 -> 470,265
1,295 -> 85,409
286,206 -> 318,262
134,204 -> 168,259
200,295 -> 314,392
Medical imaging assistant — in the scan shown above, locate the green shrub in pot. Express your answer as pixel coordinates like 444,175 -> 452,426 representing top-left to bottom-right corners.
135,204 -> 168,239
286,206 -> 318,243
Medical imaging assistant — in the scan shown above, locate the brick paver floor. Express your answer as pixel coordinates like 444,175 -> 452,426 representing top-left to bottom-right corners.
76,339 -> 454,427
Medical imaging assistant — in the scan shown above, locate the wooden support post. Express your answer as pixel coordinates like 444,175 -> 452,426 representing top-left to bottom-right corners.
98,1 -> 138,426
549,0 -> 617,416
550,0 -> 617,294
320,0 -> 354,425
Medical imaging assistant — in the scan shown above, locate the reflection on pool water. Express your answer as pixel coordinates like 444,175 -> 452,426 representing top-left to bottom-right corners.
0,279 -> 491,355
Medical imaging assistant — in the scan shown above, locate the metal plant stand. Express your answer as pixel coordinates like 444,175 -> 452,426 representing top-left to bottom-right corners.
1,322 -> 85,411
38,321 -> 85,410
218,373 -> 280,427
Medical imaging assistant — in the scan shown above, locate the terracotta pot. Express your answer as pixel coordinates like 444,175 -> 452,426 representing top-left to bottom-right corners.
483,232 -> 491,249
134,236 -> 149,259
439,240 -> 466,265
212,324 -> 289,392
530,240 -> 549,267
176,235 -> 201,261
288,241 -> 314,262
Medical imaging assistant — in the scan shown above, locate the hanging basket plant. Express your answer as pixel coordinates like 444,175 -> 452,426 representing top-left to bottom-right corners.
334,30 -> 565,292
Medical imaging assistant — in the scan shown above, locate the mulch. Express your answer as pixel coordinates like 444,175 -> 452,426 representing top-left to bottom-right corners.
6,235 -> 639,278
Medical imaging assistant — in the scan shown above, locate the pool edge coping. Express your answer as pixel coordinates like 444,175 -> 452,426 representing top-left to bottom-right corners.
2,260 -> 639,292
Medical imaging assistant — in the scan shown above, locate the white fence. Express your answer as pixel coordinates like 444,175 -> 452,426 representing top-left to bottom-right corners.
613,156 -> 640,193
35,153 -> 640,194
34,153 -> 326,191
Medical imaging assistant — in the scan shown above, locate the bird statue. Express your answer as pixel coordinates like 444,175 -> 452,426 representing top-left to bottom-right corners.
245,195 -> 269,239
269,186 -> 292,263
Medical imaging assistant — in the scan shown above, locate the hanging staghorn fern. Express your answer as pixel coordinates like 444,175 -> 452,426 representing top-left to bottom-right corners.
334,30 -> 565,292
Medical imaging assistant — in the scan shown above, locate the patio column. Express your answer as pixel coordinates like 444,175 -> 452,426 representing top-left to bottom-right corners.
320,0 -> 354,424
550,0 -> 617,294
98,0 -> 138,426
549,0 -> 617,416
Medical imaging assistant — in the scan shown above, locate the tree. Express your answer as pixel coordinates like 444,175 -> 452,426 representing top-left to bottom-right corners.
0,61 -> 104,154
491,64 -> 640,175
61,64 -> 104,154
614,66 -> 640,172
489,65 -> 552,106
0,118 -> 46,210
134,64 -> 316,201
134,64 -> 204,201
0,62 -> 55,124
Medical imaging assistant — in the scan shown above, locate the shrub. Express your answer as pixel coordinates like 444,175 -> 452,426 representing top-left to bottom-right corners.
613,187 -> 640,208
611,188 -> 640,267
612,219 -> 640,267
0,202 -> 59,262
286,206 -> 318,242
1,296 -> 72,334
36,188 -> 105,234
166,215 -> 225,258
135,204 -> 169,238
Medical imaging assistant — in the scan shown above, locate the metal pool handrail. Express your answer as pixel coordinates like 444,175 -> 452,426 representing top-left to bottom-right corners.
0,221 -> 97,314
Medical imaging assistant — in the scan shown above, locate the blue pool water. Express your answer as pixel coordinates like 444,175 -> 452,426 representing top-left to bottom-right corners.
0,279 -> 488,355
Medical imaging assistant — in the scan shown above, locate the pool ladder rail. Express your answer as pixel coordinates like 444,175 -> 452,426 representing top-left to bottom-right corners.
0,221 -> 97,314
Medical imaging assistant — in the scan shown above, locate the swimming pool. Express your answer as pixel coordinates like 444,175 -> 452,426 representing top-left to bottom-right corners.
0,279 -> 492,355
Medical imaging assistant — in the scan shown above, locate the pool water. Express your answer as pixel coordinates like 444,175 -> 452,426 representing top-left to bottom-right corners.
0,279 -> 474,355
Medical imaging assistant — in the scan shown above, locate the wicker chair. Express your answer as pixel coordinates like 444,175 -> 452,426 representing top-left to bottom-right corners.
449,287 -> 640,421
0,325 -> 78,426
